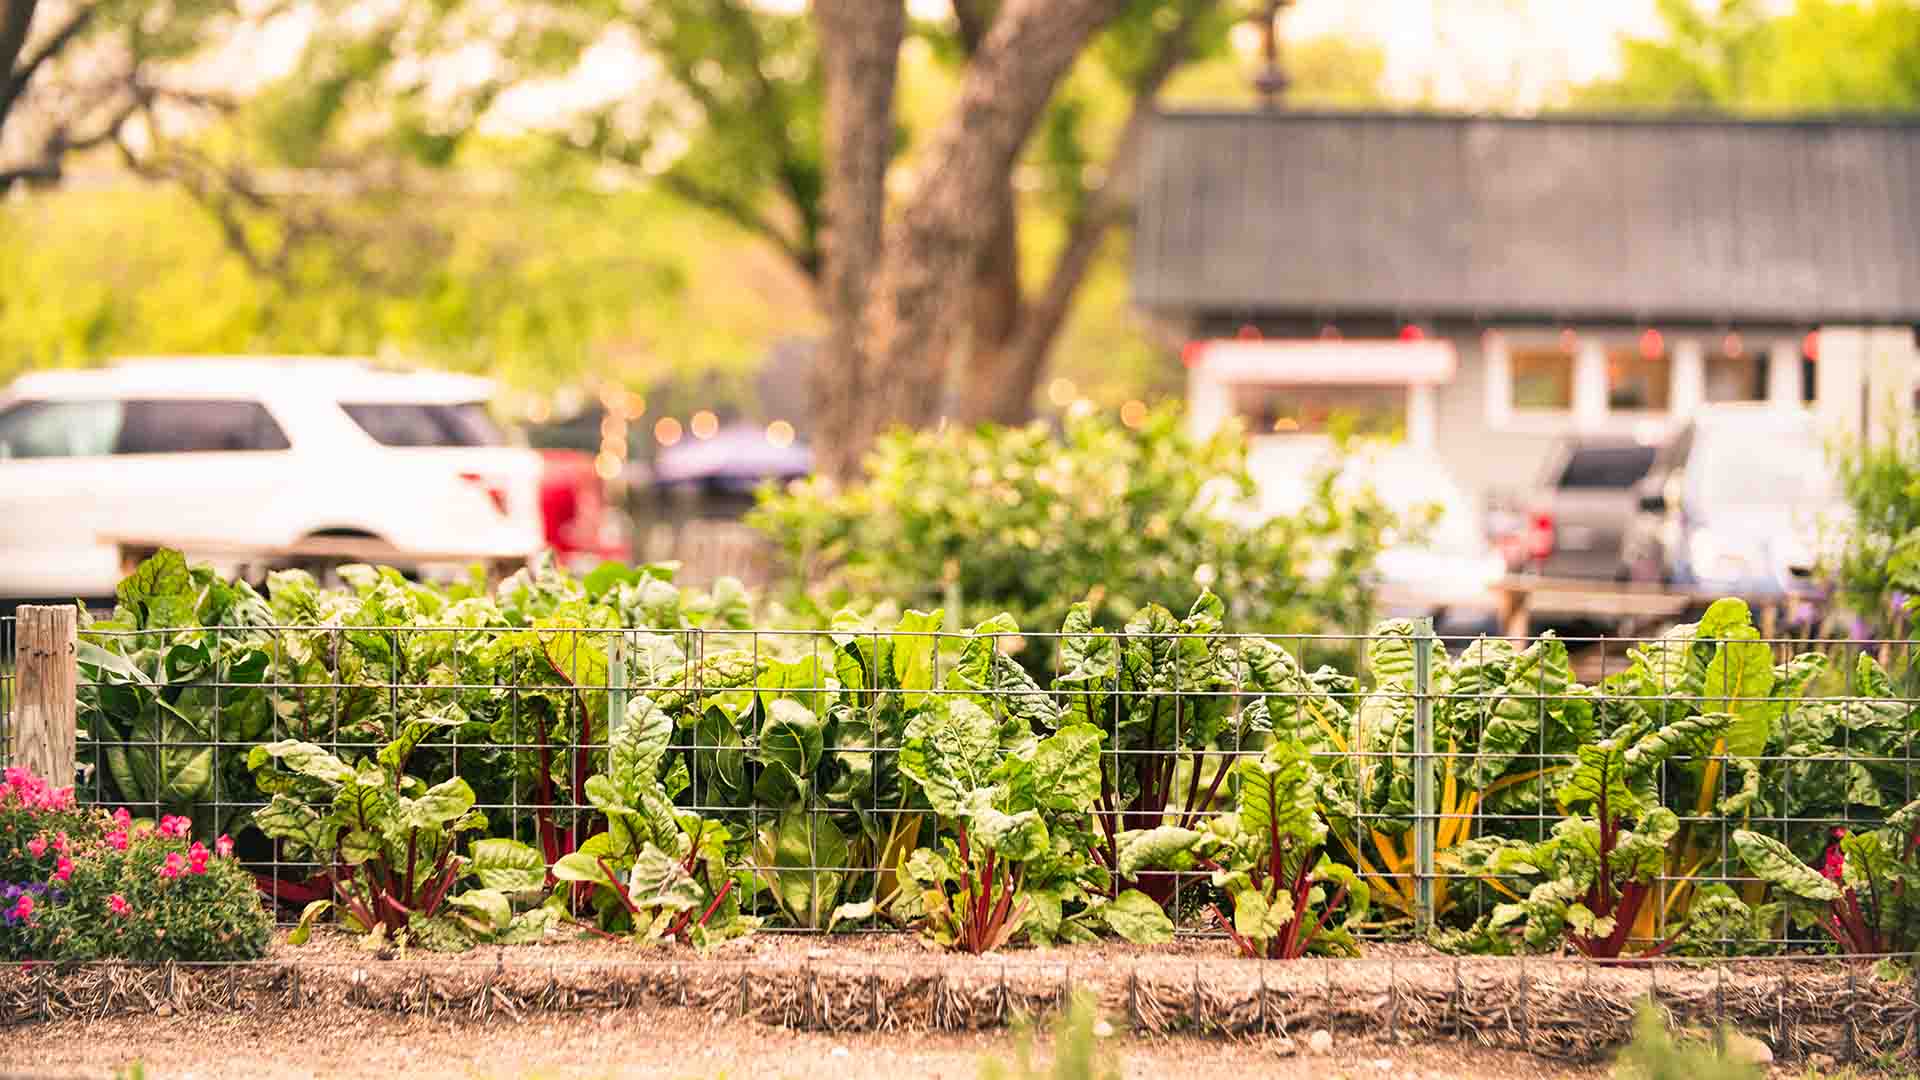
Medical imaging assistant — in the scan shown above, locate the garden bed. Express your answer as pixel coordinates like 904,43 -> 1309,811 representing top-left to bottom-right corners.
4,931 -> 1916,1065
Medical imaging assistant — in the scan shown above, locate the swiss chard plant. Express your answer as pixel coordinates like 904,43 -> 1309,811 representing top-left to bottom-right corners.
247,736 -> 551,951
1445,740 -> 1722,960
892,695 -> 1168,952
1307,626 -> 1590,923
1117,740 -> 1367,959
1052,593 -> 1279,912
1735,798 -> 1920,960
76,550 -> 278,840
551,696 -> 758,949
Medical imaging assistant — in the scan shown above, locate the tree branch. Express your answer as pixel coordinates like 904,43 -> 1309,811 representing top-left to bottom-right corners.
1016,0 -> 1203,360
8,0 -> 89,99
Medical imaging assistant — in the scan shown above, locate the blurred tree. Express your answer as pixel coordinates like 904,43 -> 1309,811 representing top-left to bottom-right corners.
1574,0 -> 1920,111
0,0 -> 233,192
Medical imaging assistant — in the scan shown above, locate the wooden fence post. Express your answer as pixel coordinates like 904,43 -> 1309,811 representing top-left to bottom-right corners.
11,605 -> 77,785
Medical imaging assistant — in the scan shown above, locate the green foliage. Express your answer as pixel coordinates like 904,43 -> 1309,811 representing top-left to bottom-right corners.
977,993 -> 1121,1080
76,549 -> 279,839
748,408 -> 1396,670
1574,0 -> 1920,111
1826,429 -> 1920,635
1613,1000 -> 1764,1080
249,735 -> 550,950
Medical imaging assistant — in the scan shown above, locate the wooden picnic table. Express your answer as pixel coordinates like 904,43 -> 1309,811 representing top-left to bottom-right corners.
1378,575 -> 1782,639
104,535 -> 526,585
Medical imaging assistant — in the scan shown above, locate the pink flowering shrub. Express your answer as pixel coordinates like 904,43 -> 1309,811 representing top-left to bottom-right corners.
0,768 -> 270,962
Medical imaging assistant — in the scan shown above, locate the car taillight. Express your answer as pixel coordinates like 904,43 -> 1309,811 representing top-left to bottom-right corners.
459,472 -> 510,516
1526,511 -> 1555,563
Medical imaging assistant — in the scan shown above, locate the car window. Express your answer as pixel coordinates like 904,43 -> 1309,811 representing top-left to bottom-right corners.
115,400 -> 290,454
1556,446 -> 1656,489
0,400 -> 125,459
341,402 -> 505,447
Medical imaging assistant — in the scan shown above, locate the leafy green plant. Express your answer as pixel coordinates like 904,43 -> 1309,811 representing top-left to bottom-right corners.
76,549 -> 278,839
1735,798 -> 1920,960
978,993 -> 1120,1080
248,737 -> 550,950
551,697 -> 758,949
749,408 -> 1396,673
1118,740 -> 1366,959
896,699 -> 1167,952
1613,1000 -> 1764,1080
1448,742 -> 1695,960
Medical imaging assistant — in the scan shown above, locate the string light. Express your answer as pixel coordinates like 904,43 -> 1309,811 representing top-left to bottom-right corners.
1399,323 -> 1425,342
1722,331 -> 1744,357
1235,323 -> 1262,340
624,393 -> 647,418
594,452 -> 622,481
1119,400 -> 1148,429
1639,328 -> 1664,359
690,410 -> 719,440
1047,378 -> 1076,408
1318,323 -> 1342,340
1803,330 -> 1821,360
766,420 -> 795,448
654,417 -> 683,446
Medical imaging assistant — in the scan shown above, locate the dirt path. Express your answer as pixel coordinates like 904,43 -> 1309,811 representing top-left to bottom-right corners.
4,1008 -> 1610,1080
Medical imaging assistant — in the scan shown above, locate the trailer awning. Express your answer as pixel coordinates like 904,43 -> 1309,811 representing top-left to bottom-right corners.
1182,339 -> 1458,385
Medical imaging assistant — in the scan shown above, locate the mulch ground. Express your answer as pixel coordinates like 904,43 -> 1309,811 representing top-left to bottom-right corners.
0,932 -> 1912,1076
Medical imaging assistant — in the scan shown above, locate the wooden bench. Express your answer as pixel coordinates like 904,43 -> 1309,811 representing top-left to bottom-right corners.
105,535 -> 526,587
1379,575 -> 1781,639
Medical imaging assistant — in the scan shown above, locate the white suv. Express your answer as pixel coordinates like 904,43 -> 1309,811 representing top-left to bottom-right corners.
0,357 -> 544,600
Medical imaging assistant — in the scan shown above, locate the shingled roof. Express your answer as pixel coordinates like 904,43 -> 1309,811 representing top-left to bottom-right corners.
1133,111 -> 1920,325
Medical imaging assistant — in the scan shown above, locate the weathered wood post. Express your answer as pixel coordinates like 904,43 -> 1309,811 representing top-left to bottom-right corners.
10,605 -> 78,785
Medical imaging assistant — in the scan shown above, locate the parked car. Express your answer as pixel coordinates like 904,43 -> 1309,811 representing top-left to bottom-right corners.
1502,436 -> 1660,579
1239,437 -> 1506,635
0,357 -> 544,602
1621,404 -> 1843,599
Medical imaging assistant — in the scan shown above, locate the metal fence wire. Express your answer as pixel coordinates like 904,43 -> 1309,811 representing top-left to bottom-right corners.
51,618 -> 1920,954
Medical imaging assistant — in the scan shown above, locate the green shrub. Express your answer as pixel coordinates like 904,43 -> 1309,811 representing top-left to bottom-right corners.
2,768 -> 271,962
1612,1000 -> 1762,1080
978,993 -> 1120,1080
747,408 -> 1399,670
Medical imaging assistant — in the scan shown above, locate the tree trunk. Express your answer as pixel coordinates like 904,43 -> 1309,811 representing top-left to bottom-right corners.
859,0 -> 1121,438
957,175 -> 1030,424
810,0 -> 905,486
949,0 -> 1202,428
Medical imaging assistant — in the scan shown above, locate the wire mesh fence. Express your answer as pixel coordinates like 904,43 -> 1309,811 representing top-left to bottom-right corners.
40,614 -> 1920,956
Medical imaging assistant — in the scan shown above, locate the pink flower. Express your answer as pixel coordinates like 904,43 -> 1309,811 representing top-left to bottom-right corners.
107,894 -> 130,917
188,842 -> 210,875
25,837 -> 45,859
10,894 -> 31,920
52,832 -> 68,855
159,815 -> 191,839
113,807 -> 132,828
215,835 -> 234,859
1822,827 -> 1848,882
52,856 -> 72,883
105,830 -> 128,852
159,852 -> 185,880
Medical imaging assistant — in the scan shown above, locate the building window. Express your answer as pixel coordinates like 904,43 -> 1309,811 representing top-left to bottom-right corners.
1230,384 -> 1405,439
1605,345 -> 1670,411
1706,353 -> 1766,402
1510,347 -> 1575,410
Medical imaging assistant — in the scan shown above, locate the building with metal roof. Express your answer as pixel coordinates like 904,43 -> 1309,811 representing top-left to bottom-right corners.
1133,109 -> 1920,517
